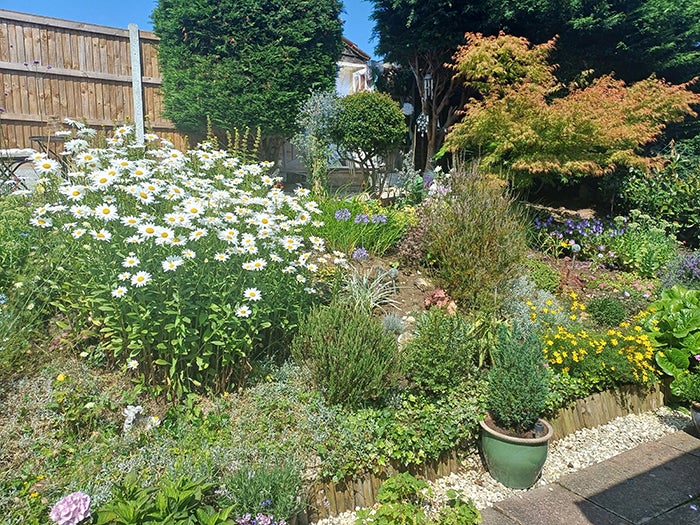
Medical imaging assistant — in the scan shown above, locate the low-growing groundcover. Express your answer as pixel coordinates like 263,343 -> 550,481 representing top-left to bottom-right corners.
0,125 -> 688,525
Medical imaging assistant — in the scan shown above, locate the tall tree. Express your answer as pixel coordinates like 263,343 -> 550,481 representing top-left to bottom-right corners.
152,0 -> 343,159
492,0 -> 700,84
370,0 -> 493,169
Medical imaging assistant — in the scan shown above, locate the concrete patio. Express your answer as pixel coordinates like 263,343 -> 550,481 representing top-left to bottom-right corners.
481,426 -> 700,524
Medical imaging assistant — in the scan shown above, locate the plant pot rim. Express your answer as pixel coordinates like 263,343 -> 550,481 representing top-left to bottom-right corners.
691,401 -> 700,410
480,417 -> 553,445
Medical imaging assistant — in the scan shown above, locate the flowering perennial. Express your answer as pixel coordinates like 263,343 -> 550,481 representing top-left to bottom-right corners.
26,123 -> 340,394
49,491 -> 91,525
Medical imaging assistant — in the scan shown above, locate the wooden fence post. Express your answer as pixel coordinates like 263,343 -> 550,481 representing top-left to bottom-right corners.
128,23 -> 144,144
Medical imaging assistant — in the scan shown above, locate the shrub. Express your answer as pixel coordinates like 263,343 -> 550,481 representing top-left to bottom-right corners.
423,167 -> 528,310
436,489 -> 482,525
95,473 -> 232,524
403,309 -> 479,394
332,91 -> 407,195
341,266 -> 399,313
586,297 -> 628,327
643,286 -> 700,388
319,380 -> 486,480
291,300 -> 399,407
26,124 -> 334,397
355,472 -> 430,525
292,91 -> 339,195
486,325 -> 550,433
500,276 -> 571,332
620,142 -> 700,246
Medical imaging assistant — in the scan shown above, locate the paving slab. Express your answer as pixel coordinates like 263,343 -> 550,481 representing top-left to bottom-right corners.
659,429 -> 700,457
557,439 -> 700,524
491,484 -> 629,525
644,496 -> 700,525
479,506 -> 520,525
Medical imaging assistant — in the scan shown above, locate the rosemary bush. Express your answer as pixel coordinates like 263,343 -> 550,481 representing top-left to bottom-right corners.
291,300 -> 399,407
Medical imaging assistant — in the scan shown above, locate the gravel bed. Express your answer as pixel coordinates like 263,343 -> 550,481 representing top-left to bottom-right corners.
314,407 -> 691,524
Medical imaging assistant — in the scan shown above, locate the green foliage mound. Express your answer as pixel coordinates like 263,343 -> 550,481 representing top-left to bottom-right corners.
403,309 -> 479,395
586,296 -> 627,327
291,300 -> 399,407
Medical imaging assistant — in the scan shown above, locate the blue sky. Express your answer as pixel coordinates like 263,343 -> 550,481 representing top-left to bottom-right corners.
0,0 -> 377,57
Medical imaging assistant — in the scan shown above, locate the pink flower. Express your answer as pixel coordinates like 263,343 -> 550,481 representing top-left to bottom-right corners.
49,492 -> 91,525
694,354 -> 700,362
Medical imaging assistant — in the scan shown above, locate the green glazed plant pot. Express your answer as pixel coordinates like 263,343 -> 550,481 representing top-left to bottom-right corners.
480,418 -> 553,489
691,402 -> 700,436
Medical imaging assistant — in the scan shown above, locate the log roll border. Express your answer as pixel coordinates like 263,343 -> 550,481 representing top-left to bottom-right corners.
305,383 -> 668,521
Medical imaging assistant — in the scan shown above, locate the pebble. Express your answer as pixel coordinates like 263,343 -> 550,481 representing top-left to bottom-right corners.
313,407 -> 690,524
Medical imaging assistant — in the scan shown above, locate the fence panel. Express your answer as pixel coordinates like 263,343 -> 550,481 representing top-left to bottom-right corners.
0,9 -> 188,151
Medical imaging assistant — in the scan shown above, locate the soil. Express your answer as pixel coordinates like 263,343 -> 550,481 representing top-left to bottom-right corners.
482,413 -> 541,440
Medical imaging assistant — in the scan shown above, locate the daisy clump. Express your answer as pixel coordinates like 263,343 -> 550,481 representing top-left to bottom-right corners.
28,123 -> 337,397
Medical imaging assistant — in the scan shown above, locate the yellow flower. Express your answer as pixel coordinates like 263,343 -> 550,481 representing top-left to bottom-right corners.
56,373 -> 66,382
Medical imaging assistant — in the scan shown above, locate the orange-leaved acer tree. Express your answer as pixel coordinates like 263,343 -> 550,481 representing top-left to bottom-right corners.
442,32 -> 700,188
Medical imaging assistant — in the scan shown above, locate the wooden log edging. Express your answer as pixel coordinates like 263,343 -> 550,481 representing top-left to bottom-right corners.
304,383 -> 667,521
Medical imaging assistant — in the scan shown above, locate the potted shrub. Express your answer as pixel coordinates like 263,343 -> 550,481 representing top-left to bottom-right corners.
671,372 -> 700,435
480,324 -> 552,489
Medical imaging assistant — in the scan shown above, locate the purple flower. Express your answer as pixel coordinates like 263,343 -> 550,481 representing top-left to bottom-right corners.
371,214 -> 387,223
352,247 -> 369,261
334,208 -> 351,221
49,492 -> 91,525
354,213 -> 369,224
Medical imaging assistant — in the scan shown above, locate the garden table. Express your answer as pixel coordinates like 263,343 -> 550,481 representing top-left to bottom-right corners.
0,148 -> 34,194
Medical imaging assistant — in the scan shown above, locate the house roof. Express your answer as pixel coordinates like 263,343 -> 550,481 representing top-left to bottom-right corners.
342,37 -> 371,64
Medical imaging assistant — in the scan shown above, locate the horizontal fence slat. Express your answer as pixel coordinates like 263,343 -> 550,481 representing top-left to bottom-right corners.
0,60 -> 161,86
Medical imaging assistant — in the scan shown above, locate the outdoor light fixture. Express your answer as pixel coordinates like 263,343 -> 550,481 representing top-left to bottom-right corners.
423,72 -> 433,100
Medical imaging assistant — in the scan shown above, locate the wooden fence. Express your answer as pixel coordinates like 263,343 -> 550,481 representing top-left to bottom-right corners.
0,9 -> 188,150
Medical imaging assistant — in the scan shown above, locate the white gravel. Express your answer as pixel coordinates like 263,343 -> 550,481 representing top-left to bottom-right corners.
314,407 -> 691,524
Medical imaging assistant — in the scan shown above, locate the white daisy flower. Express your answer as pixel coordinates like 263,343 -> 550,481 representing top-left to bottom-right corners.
243,288 -> 262,301
94,203 -> 119,221
111,286 -> 128,298
131,271 -> 151,287
33,158 -> 60,174
122,254 -> 140,268
120,215 -> 141,227
126,358 -> 139,369
189,229 -> 208,241
214,252 -> 230,262
70,205 -> 92,218
30,217 -> 52,228
138,223 -> 158,237
90,229 -> 112,241
161,256 -> 184,272
182,249 -> 196,259
117,272 -> 131,281
236,305 -> 252,318
71,228 -> 86,239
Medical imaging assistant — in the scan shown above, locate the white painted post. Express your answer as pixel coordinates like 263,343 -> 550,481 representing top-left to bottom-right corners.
128,23 -> 145,144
